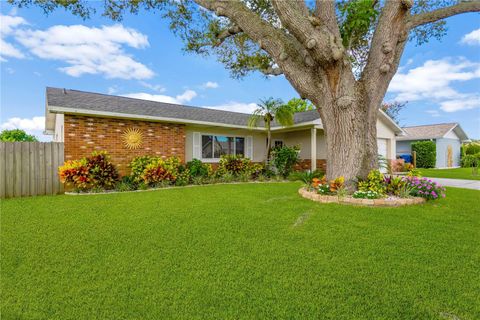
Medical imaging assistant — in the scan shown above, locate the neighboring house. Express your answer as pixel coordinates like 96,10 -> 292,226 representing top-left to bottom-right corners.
396,123 -> 470,168
44,87 -> 403,174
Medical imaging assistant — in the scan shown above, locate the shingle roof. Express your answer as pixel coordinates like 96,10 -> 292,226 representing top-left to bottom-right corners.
397,123 -> 458,141
46,87 -> 320,128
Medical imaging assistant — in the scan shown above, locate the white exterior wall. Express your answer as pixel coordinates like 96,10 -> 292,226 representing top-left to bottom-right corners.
376,117 -> 396,159
53,114 -> 64,142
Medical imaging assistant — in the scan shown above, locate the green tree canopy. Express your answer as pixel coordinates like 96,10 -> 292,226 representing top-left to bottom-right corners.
285,98 -> 315,113
0,129 -> 38,142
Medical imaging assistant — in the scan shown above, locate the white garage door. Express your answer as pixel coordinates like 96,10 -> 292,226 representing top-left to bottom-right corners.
377,139 -> 388,173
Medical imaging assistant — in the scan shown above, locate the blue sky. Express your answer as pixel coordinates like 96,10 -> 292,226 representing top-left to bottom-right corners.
1,3 -> 479,141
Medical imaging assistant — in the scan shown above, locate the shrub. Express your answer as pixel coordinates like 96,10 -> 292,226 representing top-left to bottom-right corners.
216,154 -> 263,179
461,153 -> 480,175
187,159 -> 212,178
357,170 -> 386,195
411,141 -> 436,168
141,157 -> 180,185
86,151 -> 119,189
404,176 -> 445,200
463,143 -> 480,156
383,175 -> 406,196
271,145 -> 300,177
59,159 -> 90,190
130,156 -> 156,182
175,168 -> 191,186
217,154 -> 246,176
59,151 -> 119,191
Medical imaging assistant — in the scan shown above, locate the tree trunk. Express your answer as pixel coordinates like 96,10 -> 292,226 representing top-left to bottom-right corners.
266,128 -> 272,163
306,72 -> 379,186
322,97 -> 378,186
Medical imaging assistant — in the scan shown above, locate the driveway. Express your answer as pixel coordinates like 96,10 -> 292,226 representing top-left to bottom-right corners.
425,177 -> 480,190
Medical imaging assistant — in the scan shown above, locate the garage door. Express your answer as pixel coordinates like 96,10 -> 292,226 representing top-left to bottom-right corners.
377,139 -> 388,173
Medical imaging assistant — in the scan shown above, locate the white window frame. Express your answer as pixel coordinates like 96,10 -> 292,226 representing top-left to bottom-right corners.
199,133 -> 247,163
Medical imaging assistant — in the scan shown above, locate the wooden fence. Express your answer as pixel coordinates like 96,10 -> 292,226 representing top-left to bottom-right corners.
0,142 -> 64,198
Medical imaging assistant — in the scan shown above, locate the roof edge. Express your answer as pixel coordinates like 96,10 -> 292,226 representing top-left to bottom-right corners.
48,106 -> 266,131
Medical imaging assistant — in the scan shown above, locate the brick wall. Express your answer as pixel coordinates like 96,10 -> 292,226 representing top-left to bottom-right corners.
64,115 -> 185,175
294,159 -> 327,172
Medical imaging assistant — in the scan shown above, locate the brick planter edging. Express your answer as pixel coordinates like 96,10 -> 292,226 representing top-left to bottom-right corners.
298,188 -> 426,207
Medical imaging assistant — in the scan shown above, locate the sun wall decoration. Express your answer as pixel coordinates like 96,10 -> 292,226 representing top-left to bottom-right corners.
122,128 -> 144,150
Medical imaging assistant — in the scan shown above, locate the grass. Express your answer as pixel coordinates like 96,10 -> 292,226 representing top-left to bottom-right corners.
419,167 -> 480,180
2,183 -> 479,319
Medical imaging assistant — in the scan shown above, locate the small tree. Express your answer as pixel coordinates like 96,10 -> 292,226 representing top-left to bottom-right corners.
0,129 -> 38,142
271,145 -> 300,178
411,141 -> 436,168
248,98 -> 294,163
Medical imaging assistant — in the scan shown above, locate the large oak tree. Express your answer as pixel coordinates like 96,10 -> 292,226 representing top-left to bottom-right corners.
11,0 -> 480,182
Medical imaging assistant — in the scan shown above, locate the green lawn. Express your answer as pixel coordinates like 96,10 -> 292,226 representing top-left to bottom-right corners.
419,167 -> 480,180
2,183 -> 479,320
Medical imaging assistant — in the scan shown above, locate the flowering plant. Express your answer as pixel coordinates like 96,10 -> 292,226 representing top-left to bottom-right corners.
311,176 -> 344,195
352,190 -> 381,199
404,176 -> 445,200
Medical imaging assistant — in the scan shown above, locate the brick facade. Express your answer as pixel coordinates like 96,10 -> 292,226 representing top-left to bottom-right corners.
64,115 -> 185,175
294,159 -> 327,172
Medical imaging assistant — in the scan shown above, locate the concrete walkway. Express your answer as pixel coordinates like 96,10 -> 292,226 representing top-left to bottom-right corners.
425,177 -> 480,190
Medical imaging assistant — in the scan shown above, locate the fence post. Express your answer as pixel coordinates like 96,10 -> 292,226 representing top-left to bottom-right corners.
412,151 -> 417,168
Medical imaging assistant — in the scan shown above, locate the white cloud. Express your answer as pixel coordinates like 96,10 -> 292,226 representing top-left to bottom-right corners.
202,101 -> 257,114
0,14 -> 27,60
139,81 -> 166,92
461,28 -> 480,46
440,97 -> 480,113
9,18 -> 153,79
0,116 -> 49,141
201,81 -> 219,89
389,58 -> 480,102
389,58 -> 480,114
123,89 -> 197,104
425,110 -> 440,117
107,86 -> 119,94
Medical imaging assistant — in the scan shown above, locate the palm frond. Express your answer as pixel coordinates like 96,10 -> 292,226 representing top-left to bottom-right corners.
274,104 -> 295,127
247,113 -> 263,128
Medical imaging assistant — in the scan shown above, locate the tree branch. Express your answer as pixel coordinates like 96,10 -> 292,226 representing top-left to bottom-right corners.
261,66 -> 283,76
214,24 -> 242,47
408,1 -> 480,28
271,0 -> 344,64
314,0 -> 341,38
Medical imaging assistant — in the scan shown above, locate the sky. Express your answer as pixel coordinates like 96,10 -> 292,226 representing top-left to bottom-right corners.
1,3 -> 479,141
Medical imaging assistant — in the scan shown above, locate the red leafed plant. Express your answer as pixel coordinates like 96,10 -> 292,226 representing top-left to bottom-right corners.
58,159 -> 91,190
58,151 -> 119,191
141,158 -> 177,185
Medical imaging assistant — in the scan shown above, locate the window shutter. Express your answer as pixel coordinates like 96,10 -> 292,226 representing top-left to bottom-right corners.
246,136 -> 253,160
193,132 -> 201,159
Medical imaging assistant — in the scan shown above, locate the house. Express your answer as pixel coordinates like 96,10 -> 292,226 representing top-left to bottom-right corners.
44,87 -> 403,174
396,123 -> 470,168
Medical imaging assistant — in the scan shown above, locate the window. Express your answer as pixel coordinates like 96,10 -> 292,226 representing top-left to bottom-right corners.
274,140 -> 284,148
201,135 -> 245,159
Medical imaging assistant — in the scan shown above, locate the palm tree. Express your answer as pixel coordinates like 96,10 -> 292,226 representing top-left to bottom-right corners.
248,97 -> 295,163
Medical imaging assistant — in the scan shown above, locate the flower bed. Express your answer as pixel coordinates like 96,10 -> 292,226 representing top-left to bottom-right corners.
298,188 -> 426,207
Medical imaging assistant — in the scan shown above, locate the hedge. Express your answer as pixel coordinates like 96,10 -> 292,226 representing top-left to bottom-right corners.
412,141 -> 436,168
